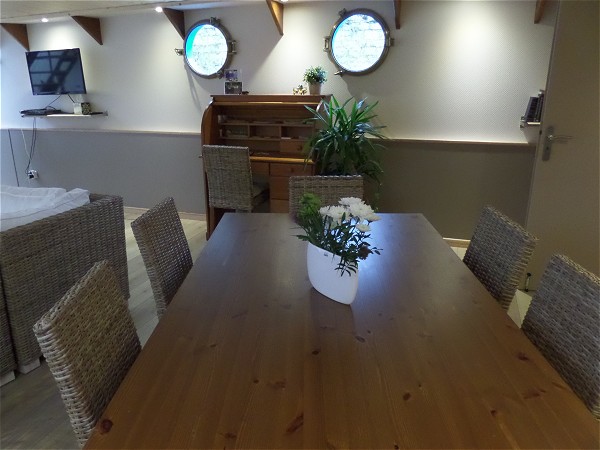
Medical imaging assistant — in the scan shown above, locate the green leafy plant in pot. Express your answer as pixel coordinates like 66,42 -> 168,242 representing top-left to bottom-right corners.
304,95 -> 385,187
303,66 -> 327,95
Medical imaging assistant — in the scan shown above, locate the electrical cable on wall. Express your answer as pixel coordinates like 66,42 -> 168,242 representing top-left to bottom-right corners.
25,117 -> 37,175
45,94 -> 61,109
7,129 -> 21,187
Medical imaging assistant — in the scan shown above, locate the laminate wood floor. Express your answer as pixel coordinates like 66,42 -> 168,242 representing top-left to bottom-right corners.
0,213 -> 206,450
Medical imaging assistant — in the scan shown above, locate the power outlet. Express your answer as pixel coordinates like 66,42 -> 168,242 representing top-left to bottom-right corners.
27,169 -> 38,179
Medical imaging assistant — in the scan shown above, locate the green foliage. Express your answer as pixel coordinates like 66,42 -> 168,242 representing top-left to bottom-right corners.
304,96 -> 385,185
295,194 -> 381,276
303,66 -> 327,84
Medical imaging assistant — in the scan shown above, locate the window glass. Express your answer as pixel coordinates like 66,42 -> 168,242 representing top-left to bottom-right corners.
184,19 -> 233,78
327,9 -> 392,75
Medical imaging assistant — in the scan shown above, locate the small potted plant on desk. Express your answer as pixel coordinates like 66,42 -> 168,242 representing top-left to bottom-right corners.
303,66 -> 327,95
304,95 -> 386,199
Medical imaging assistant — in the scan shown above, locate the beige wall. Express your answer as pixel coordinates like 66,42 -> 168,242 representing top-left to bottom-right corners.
0,1 -> 552,238
1,129 -> 535,238
379,140 -> 535,238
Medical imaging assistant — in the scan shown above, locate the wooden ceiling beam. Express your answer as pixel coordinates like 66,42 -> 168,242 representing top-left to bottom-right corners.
266,0 -> 284,36
72,16 -> 103,45
163,8 -> 185,40
1,23 -> 29,50
534,0 -> 547,24
393,0 -> 401,29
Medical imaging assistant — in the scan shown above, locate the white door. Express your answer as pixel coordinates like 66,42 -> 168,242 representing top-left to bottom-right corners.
526,0 -> 599,286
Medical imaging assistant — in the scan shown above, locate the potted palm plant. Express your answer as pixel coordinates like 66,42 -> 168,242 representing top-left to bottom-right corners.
304,95 -> 385,186
303,66 -> 327,95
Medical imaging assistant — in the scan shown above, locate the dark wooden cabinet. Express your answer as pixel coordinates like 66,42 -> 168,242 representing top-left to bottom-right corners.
201,95 -> 326,234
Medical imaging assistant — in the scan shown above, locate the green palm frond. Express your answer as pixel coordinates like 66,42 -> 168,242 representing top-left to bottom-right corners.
304,95 -> 386,184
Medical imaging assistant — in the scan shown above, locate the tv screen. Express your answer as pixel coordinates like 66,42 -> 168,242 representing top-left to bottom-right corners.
26,48 -> 87,95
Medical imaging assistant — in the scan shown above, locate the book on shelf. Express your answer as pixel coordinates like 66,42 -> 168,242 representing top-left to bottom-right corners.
523,89 -> 545,124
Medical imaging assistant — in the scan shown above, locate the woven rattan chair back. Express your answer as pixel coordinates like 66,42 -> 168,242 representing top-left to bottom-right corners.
288,175 -> 364,218
131,197 -> 192,319
463,205 -> 537,310
202,145 -> 256,211
521,254 -> 600,418
33,260 -> 141,448
0,193 -> 128,371
0,276 -> 17,382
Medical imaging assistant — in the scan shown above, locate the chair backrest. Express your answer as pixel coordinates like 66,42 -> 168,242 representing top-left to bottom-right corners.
202,145 -> 254,211
33,260 -> 141,447
288,175 -> 364,218
131,197 -> 193,318
463,205 -> 537,310
0,276 -> 17,379
521,254 -> 600,419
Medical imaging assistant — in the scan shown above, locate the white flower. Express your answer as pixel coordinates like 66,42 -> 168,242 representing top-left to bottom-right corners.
296,193 -> 381,275
356,223 -> 371,233
320,205 -> 346,225
339,197 -> 363,207
348,202 -> 375,221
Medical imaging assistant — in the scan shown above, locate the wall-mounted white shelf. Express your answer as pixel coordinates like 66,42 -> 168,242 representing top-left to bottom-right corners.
520,119 -> 541,145
520,120 -> 540,128
21,112 -> 107,118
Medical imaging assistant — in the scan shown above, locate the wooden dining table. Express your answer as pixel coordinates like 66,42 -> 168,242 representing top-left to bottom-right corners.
85,213 -> 598,449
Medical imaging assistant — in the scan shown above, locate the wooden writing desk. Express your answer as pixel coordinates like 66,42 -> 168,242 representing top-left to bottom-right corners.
201,95 -> 323,237
86,214 -> 598,449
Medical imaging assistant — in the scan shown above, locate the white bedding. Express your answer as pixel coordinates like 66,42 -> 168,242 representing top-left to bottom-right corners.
0,185 -> 90,231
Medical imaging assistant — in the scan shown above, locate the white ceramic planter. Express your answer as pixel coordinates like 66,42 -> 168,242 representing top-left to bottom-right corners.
306,242 -> 359,305
308,83 -> 322,95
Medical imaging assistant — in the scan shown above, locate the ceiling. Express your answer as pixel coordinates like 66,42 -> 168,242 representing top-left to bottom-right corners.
0,0 -> 266,24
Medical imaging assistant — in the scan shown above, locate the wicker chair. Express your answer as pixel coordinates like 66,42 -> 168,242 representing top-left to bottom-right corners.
0,277 -> 17,385
33,260 -> 141,448
202,145 -> 269,211
131,197 -> 193,319
463,206 -> 537,310
288,175 -> 364,218
521,254 -> 600,419
0,193 -> 129,372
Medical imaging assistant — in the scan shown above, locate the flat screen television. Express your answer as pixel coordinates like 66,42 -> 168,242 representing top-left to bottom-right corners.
26,48 -> 87,95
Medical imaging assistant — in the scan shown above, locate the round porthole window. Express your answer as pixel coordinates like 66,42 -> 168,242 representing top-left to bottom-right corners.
326,9 -> 393,75
184,18 -> 235,78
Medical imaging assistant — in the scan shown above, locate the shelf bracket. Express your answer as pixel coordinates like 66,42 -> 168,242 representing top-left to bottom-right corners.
72,16 -> 103,45
534,0 -> 547,24
266,0 -> 284,36
1,23 -> 29,50
163,8 -> 185,40
393,0 -> 401,29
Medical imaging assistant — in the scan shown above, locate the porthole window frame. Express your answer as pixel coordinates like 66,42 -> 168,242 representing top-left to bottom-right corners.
324,8 -> 393,76
184,17 -> 236,79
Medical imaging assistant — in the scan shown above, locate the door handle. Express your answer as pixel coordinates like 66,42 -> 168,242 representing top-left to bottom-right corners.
542,126 -> 573,161
547,133 -> 573,142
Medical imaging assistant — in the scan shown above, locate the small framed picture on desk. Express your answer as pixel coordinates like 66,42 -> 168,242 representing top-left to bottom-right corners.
225,81 -> 243,95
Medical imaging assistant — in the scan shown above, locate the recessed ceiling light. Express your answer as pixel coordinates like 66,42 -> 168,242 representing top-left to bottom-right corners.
155,6 -> 163,13
41,17 -> 49,22
281,0 -> 288,3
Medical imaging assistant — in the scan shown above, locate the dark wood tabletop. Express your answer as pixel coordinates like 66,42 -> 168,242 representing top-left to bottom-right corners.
86,213 -> 598,449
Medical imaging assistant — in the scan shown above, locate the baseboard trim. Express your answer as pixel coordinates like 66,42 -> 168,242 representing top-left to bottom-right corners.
125,206 -> 206,222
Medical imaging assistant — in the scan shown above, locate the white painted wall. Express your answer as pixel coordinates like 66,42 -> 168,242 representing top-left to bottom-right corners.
1,1 -> 556,142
